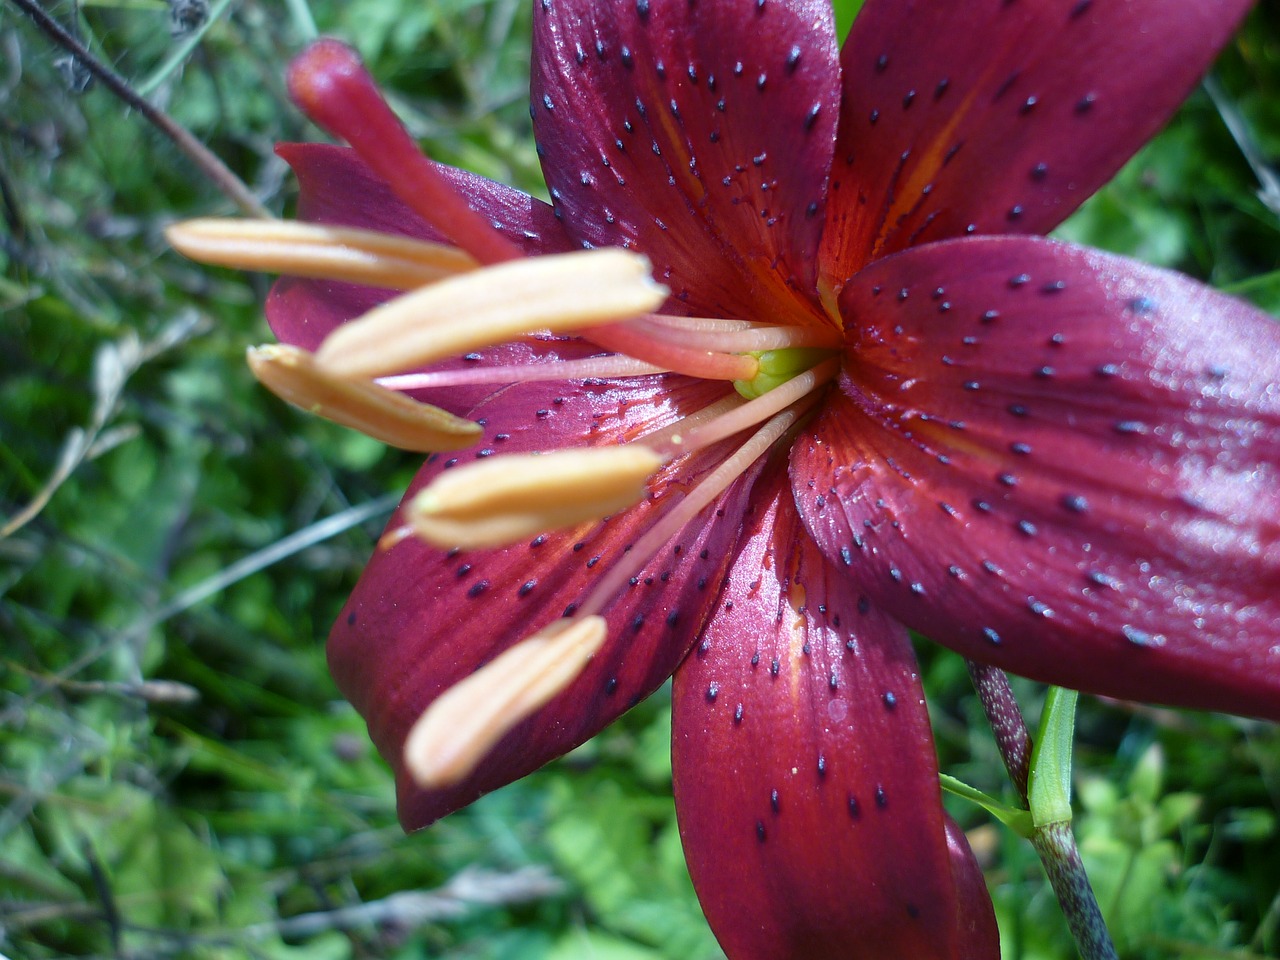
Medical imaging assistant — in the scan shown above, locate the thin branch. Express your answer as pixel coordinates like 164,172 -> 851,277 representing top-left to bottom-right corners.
5,0 -> 270,218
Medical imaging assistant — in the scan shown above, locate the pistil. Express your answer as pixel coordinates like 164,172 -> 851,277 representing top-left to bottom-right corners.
631,316 -> 837,353
287,39 -> 521,266
586,322 -> 760,381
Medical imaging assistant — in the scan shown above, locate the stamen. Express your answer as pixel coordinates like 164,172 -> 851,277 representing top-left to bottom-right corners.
579,401 -> 818,618
166,219 -> 476,289
313,249 -> 668,380
287,39 -> 520,265
247,344 -> 481,451
402,445 -> 665,549
588,323 -> 759,382
403,616 -> 608,789
377,355 -> 665,391
653,358 -> 839,459
627,317 -> 836,353
637,394 -> 744,452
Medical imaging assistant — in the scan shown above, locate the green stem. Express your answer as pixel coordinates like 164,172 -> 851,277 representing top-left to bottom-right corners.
1030,822 -> 1119,960
965,663 -> 1119,960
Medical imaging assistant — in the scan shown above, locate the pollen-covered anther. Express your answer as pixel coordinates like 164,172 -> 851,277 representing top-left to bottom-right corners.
246,344 -> 481,452
403,445 -> 664,549
403,615 -> 608,789
166,219 -> 477,289
313,249 -> 669,380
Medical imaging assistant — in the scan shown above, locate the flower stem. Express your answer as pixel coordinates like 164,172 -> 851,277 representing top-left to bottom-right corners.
7,0 -> 270,218
965,661 -> 1118,960
1030,822 -> 1119,960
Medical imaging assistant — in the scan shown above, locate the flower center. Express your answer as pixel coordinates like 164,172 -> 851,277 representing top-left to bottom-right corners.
733,346 -> 841,400
166,38 -> 847,790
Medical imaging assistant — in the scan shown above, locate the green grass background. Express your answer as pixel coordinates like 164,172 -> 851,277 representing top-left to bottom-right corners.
2,1 -> 1279,957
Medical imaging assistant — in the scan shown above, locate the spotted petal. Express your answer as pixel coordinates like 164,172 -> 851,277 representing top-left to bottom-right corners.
530,0 -> 840,326
792,236 -> 1280,720
820,0 -> 1253,279
329,372 -> 763,828
672,464 -> 998,959
266,143 -> 573,352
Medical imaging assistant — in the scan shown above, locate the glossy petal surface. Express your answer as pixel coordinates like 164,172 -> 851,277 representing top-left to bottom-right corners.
792,236 -> 1280,719
267,144 -> 572,352
820,0 -> 1253,279
530,0 -> 839,326
329,373 -> 759,828
672,464 -> 997,959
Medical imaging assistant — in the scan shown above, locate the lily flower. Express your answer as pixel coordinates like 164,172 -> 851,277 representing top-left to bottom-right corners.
170,1 -> 1280,955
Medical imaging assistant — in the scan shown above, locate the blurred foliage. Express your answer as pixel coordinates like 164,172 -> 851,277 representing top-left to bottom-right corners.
1,0 -> 1278,958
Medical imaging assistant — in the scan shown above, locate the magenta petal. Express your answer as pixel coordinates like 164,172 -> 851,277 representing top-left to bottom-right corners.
529,0 -> 839,325
329,373 -> 760,829
671,465 -> 996,959
820,0 -> 1252,277
265,143 -> 573,351
791,236 -> 1280,719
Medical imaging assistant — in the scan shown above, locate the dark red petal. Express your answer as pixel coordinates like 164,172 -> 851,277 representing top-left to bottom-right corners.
265,143 -> 573,351
529,0 -> 839,326
820,0 -> 1252,279
791,236 -> 1280,720
944,814 -> 1001,955
671,464 -> 997,960
329,373 -> 759,829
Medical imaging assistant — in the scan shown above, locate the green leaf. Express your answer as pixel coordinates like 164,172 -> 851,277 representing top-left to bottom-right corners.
1028,687 -> 1078,829
939,774 -> 1035,839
